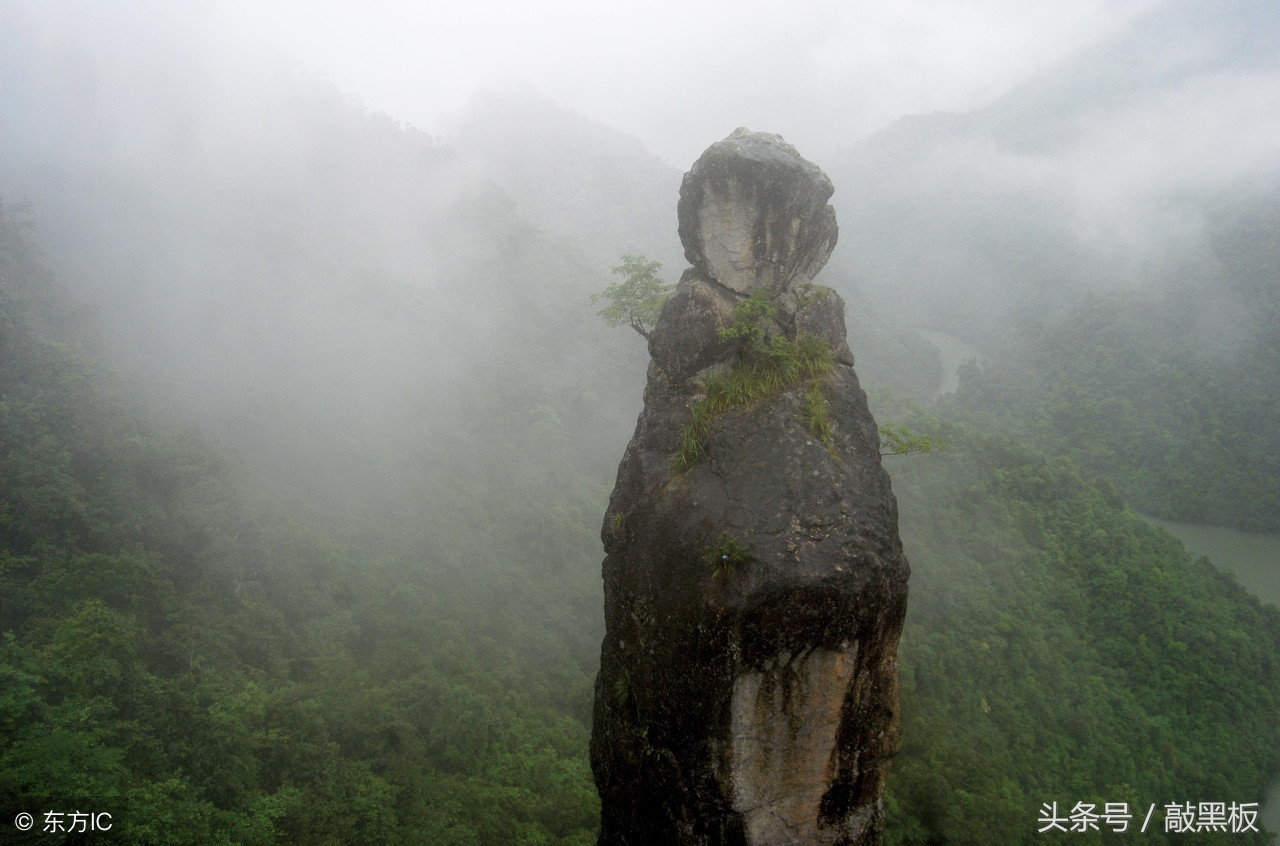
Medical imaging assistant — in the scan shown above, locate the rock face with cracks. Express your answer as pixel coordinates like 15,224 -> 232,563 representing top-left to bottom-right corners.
590,129 -> 910,846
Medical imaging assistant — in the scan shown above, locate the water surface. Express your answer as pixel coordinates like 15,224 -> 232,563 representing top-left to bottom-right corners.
1144,516 -> 1280,841
917,329 -> 984,397
1144,516 -> 1280,607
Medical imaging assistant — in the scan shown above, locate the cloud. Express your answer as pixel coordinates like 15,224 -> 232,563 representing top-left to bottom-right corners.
206,0 -> 1161,165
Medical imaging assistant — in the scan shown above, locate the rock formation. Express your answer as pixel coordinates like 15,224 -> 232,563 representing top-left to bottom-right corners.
590,128 -> 910,845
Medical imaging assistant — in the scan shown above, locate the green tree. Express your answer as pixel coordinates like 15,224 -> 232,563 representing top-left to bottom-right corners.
878,423 -> 944,457
591,254 -> 672,341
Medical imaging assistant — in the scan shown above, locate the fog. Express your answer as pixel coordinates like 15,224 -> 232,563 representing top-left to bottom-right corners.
208,0 -> 1160,166
3,0 -> 1277,649
2,0 -> 1279,841
9,0 -> 1276,349
820,0 -> 1280,342
2,0 -> 1276,672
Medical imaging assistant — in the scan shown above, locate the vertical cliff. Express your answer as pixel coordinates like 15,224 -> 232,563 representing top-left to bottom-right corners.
590,129 -> 910,846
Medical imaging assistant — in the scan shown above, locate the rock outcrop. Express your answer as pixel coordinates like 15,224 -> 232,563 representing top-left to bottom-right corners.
590,128 -> 910,845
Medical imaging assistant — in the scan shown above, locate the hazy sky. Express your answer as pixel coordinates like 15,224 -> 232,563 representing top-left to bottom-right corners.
211,0 -> 1162,165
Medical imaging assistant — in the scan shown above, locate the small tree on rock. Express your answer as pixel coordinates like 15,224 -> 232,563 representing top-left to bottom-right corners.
592,254 -> 673,341
878,422 -> 945,457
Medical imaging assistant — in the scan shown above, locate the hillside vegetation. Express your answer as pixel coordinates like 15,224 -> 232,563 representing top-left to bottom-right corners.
0,201 -> 606,843
5,191 -> 1279,842
875,396 -> 1280,844
939,189 -> 1280,532
3,1 -> 1279,838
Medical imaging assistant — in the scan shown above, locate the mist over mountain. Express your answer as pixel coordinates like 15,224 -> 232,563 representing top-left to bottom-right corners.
2,1 -> 1280,843
0,5 -> 650,519
828,0 -> 1280,338
449,90 -> 684,273
789,0 -> 1280,539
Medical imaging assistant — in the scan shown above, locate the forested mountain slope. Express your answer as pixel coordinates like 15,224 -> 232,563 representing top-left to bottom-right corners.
0,199 -> 607,843
0,43 -> 646,515
3,3 -> 1278,843
818,0 -> 1280,534
874,395 -> 1280,844
6,196 -> 1278,844
0,14 -> 631,842
936,184 -> 1280,532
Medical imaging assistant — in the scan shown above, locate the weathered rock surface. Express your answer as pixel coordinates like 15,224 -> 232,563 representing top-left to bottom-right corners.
677,128 -> 839,298
591,130 -> 909,845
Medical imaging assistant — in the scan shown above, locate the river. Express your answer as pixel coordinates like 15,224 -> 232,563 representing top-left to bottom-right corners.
917,328 -> 984,396
1144,516 -> 1280,842
921,329 -> 1280,836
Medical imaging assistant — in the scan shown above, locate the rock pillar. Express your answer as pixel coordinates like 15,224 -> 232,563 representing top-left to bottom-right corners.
591,128 -> 909,846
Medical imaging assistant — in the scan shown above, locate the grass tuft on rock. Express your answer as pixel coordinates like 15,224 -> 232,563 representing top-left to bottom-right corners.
673,293 -> 837,472
803,378 -> 835,455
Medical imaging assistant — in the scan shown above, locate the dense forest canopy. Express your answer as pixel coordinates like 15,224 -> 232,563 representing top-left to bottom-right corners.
2,0 -> 1279,843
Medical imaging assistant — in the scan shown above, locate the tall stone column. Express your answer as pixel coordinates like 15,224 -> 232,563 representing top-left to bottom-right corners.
591,128 -> 909,846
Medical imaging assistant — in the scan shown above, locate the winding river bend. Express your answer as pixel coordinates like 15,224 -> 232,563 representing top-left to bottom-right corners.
1142,518 -> 1280,610
921,329 -> 1280,839
918,328 -> 984,395
1143,517 -> 1280,842
921,326 -> 1280,834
